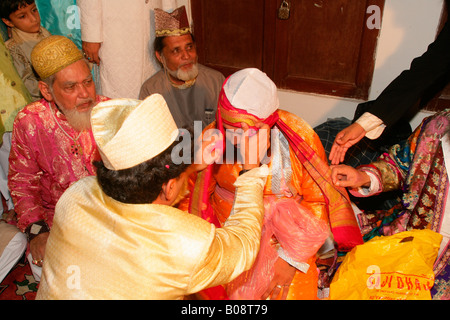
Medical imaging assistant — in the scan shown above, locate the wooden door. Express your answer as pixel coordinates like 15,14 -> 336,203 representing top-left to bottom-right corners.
272,0 -> 384,99
191,0 -> 384,100
191,0 -> 266,76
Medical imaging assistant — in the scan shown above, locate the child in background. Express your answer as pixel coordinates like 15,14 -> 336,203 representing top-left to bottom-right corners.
1,0 -> 50,100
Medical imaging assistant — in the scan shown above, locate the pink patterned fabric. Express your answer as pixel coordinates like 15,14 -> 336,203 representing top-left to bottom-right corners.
8,96 -> 109,232
227,195 -> 329,299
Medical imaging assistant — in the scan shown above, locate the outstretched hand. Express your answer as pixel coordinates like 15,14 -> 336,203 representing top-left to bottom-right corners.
329,123 -> 366,165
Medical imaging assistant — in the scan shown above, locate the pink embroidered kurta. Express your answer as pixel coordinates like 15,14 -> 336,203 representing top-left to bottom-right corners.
8,96 -> 109,232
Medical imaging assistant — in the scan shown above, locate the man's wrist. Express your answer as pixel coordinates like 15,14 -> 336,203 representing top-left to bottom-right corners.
25,220 -> 50,242
360,171 -> 372,188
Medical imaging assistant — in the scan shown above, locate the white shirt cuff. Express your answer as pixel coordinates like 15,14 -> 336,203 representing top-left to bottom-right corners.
355,112 -> 386,140
355,171 -> 381,195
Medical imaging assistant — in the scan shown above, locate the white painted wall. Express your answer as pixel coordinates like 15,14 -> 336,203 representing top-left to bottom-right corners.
277,0 -> 445,129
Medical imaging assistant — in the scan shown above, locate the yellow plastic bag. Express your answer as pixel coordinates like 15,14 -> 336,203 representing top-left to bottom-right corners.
330,229 -> 442,300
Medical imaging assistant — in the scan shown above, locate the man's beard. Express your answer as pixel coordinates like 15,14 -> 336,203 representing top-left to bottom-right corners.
167,62 -> 199,82
55,99 -> 94,131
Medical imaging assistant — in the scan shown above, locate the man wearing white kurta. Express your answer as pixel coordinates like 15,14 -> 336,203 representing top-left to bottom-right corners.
78,0 -> 188,99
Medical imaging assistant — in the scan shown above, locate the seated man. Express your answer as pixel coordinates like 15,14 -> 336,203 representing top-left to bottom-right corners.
180,68 -> 363,300
8,35 -> 108,281
36,94 -> 269,299
331,109 -> 450,299
0,31 -> 32,284
139,5 -> 225,130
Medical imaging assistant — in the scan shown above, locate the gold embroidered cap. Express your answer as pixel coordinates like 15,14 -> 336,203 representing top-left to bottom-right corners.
31,35 -> 84,80
155,5 -> 191,37
91,94 -> 179,171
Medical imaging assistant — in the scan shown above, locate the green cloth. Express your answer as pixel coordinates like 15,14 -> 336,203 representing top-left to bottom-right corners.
0,0 -> 81,143
0,21 -> 8,42
35,1 -> 102,93
0,34 -> 32,142
35,0 -> 81,49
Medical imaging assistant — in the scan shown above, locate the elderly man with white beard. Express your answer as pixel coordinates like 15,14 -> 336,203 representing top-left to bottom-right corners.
7,35 -> 109,282
139,6 -> 224,130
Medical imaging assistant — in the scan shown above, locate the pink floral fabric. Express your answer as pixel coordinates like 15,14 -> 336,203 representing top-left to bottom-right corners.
8,96 -> 109,232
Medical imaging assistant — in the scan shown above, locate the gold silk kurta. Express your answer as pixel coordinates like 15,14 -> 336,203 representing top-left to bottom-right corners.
36,166 -> 268,300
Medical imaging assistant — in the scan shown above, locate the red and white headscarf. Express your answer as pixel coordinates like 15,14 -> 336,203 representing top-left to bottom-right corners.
217,68 -> 280,131
199,68 -> 363,253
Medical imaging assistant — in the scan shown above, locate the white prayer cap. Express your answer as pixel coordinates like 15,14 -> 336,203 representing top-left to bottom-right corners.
223,68 -> 279,119
91,94 -> 179,170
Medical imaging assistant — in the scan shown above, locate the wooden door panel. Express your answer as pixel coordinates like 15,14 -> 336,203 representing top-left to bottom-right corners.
273,0 -> 384,99
282,0 -> 364,83
192,0 -> 265,77
191,0 -> 384,100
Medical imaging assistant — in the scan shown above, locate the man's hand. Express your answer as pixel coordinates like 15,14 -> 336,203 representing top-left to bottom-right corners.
331,164 -> 371,189
82,41 -> 102,65
261,258 -> 296,300
329,123 -> 366,165
30,232 -> 50,267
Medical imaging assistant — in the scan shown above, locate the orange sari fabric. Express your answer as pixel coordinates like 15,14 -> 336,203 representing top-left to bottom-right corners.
180,111 -> 335,299
209,110 -> 330,224
180,83 -> 362,299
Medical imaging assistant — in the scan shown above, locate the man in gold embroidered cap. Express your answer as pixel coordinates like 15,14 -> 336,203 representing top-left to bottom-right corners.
8,35 -> 109,282
36,94 -> 270,300
139,5 -> 224,130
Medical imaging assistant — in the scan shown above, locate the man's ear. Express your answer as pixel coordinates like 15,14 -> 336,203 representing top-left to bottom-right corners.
160,178 -> 177,203
1,18 -> 14,28
155,51 -> 164,65
38,81 -> 54,102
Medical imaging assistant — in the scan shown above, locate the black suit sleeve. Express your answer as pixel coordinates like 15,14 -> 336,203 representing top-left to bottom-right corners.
354,19 -> 450,128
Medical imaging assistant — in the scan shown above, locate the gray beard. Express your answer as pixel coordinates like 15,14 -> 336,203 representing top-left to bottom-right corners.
64,108 -> 92,131
54,101 -> 93,131
167,63 -> 199,82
